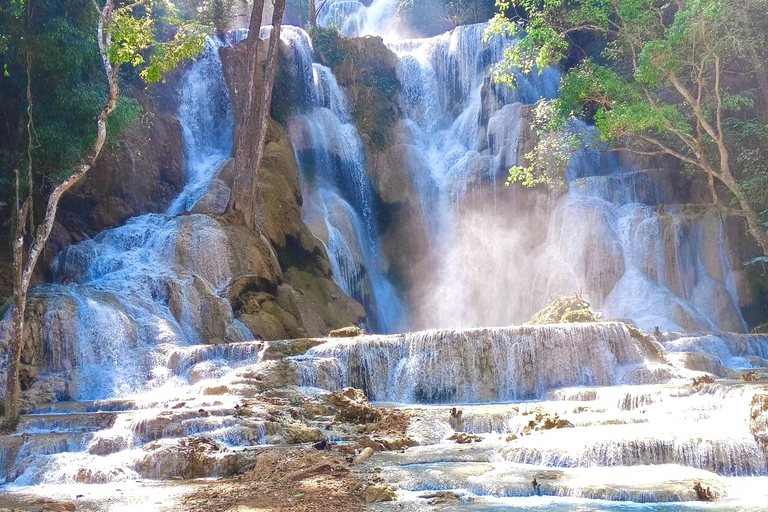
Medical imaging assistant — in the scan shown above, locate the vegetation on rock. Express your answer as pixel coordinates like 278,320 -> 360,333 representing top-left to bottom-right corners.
310,26 -> 401,151
527,294 -> 601,324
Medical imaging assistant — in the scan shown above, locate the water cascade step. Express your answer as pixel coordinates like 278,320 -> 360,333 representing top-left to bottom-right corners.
293,323 -> 675,403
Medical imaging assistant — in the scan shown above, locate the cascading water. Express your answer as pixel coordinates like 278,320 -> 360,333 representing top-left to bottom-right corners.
267,26 -> 407,333
294,322 -> 674,403
317,4 -> 747,334
318,0 -> 400,38
13,36 -> 253,402
168,37 -> 234,216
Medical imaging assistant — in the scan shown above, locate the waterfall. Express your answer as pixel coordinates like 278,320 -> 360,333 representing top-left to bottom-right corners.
316,6 -> 748,333
293,323 -> 673,403
259,26 -> 408,333
168,37 -> 234,216
318,0 -> 400,38
18,36 -> 252,401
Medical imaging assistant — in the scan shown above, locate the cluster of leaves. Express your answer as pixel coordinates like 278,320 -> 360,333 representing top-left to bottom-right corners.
0,0 -> 208,228
110,2 -> 208,84
309,25 -> 347,67
488,0 -> 768,227
173,0 -> 239,34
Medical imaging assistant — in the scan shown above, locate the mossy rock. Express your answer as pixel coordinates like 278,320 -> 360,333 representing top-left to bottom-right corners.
528,295 -> 601,325
309,27 -> 401,152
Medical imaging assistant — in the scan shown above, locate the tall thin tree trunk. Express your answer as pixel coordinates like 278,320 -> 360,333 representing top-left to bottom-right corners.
310,0 -> 317,28
247,0 -> 287,228
230,0 -> 265,219
3,0 -> 119,430
231,0 -> 287,229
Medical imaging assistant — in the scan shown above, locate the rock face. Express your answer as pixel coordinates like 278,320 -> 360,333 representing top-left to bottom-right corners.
57,101 -> 185,240
136,437 -> 255,479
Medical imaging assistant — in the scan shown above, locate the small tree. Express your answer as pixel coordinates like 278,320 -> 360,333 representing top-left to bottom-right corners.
488,0 -> 768,257
2,0 -> 205,430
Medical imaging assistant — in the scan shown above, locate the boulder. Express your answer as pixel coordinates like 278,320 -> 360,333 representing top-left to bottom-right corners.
136,437 -> 254,479
58,101 -> 185,238
191,178 -> 231,215
354,446 -> 374,464
360,484 -> 397,503
284,423 -> 325,444
327,388 -> 381,424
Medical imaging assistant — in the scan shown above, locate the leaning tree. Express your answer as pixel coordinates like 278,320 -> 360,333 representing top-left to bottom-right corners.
3,0 -> 205,429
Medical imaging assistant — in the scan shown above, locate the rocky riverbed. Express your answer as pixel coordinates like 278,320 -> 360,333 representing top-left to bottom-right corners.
1,325 -> 768,511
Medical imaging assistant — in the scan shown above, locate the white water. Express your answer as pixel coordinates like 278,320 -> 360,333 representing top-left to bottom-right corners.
315,4 -> 748,334
266,26 -> 408,333
15,36 -> 251,402
294,323 -> 677,403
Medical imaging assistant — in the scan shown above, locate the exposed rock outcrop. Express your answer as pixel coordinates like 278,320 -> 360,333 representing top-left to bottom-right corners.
58,101 -> 185,240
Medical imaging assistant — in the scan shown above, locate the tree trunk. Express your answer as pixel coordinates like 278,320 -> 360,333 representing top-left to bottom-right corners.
721,174 -> 768,256
4,197 -> 30,429
246,0 -> 287,228
2,0 -> 119,430
231,0 -> 286,229
310,0 -> 317,28
230,0 -> 265,220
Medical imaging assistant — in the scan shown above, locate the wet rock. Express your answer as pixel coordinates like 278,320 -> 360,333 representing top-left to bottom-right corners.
88,434 -> 129,456
58,102 -> 184,237
740,370 -> 760,382
421,491 -> 463,505
750,393 -> 768,458
694,481 -> 717,501
191,177 -> 231,216
261,338 -> 326,360
284,423 -> 325,444
692,375 -> 716,387
669,352 -> 736,378
521,411 -> 574,436
327,388 -> 381,424
329,326 -> 365,338
136,437 -> 254,479
449,432 -> 482,444
360,483 -> 397,503
354,446 -> 374,464
278,268 -> 366,337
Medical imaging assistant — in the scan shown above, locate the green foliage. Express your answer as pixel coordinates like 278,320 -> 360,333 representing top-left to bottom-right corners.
0,0 -> 207,222
507,99 -> 580,190
309,25 -> 346,68
491,0 -> 768,236
110,3 -> 208,84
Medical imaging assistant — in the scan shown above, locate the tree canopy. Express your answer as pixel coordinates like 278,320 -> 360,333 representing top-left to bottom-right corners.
488,0 -> 768,256
0,0 -> 207,220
